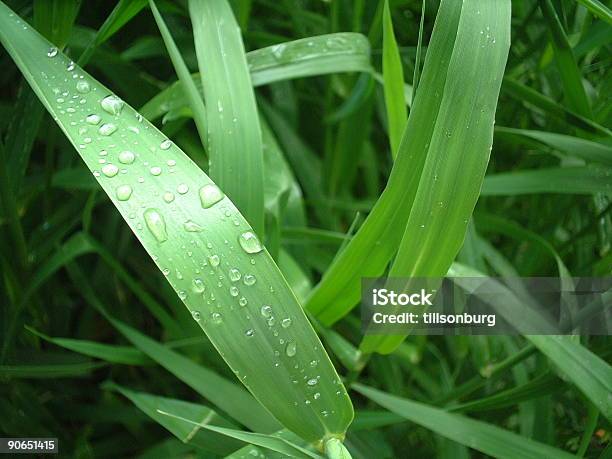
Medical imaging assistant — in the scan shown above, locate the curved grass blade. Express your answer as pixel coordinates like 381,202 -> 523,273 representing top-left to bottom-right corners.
382,0 -> 407,158
188,0 -> 264,236
0,1 -> 353,446
353,383 -> 577,459
306,0 -> 464,324
140,32 -> 371,122
575,0 -> 612,24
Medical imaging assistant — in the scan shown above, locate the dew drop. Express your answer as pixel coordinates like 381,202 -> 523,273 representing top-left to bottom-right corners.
285,341 -> 297,357
99,123 -> 118,136
238,231 -> 263,254
199,184 -> 224,208
178,290 -> 187,300
150,166 -> 162,176
307,378 -> 318,386
261,305 -> 273,318
184,220 -> 203,232
160,139 -> 172,150
229,286 -> 239,297
86,114 -> 101,125
76,81 -> 90,94
229,268 -> 241,282
243,274 -> 256,286
143,208 -> 168,243
192,278 -> 205,293
101,164 -> 119,177
281,318 -> 292,328
118,150 -> 135,164
100,95 -> 124,115
115,184 -> 132,201
163,192 -> 175,203
47,47 -> 58,58
208,255 -> 220,267
239,297 -> 248,307
66,61 -> 75,71
191,310 -> 201,321
177,183 -> 189,194
245,329 -> 254,337
167,159 -> 176,167
211,312 -> 223,324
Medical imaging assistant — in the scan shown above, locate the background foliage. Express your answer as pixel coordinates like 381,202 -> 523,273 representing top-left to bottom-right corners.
0,0 -> 610,457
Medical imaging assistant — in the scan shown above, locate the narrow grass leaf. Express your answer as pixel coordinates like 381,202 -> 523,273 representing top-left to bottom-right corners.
382,0 -> 407,157
353,383 -> 577,459
575,0 -> 612,24
188,0 -> 264,236
0,2 -> 353,445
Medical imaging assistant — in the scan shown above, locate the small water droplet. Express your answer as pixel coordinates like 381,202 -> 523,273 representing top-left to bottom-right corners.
208,255 -> 220,267
307,378 -> 318,386
199,184 -> 224,208
229,268 -> 241,282
239,297 -> 248,307
167,159 -> 176,167
150,166 -> 162,176
86,114 -> 101,125
163,191 -> 175,203
177,184 -> 189,194
47,47 -> 58,58
118,150 -> 135,164
191,310 -> 201,321
243,274 -> 256,286
178,290 -> 187,300
211,312 -> 223,324
314,392 -> 321,400
192,278 -> 205,293
160,139 -> 172,150
286,341 -> 297,357
101,164 -> 119,177
99,123 -> 117,136
143,208 -> 168,243
67,61 -> 75,71
76,81 -> 90,94
281,318 -> 292,328
116,184 -> 132,201
239,231 -> 263,254
260,305 -> 272,317
100,95 -> 124,115
229,286 -> 239,297
184,220 -> 203,232
245,329 -> 254,337
162,268 -> 170,276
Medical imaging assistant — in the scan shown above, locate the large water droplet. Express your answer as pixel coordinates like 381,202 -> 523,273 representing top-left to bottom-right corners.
47,47 -> 58,58
143,208 -> 168,243
101,164 -> 119,177
99,123 -> 117,136
184,220 -> 203,232
86,114 -> 101,125
199,184 -> 224,209
100,95 -> 124,115
243,274 -> 256,286
116,184 -> 132,201
285,341 -> 297,357
118,150 -> 135,164
238,231 -> 263,254
76,81 -> 90,94
260,305 -> 272,318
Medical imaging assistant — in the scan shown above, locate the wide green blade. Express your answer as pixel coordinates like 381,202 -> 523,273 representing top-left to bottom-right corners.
0,1 -> 353,446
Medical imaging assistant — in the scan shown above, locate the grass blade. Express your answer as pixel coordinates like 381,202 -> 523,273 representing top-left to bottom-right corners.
0,1 -> 353,446
575,0 -> 612,24
188,0 -> 264,236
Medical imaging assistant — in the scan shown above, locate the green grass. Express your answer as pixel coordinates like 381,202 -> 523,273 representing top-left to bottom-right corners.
0,0 -> 610,457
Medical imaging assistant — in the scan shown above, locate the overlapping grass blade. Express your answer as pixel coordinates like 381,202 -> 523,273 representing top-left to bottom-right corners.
353,384 -> 577,459
0,1 -> 353,447
382,0 -> 407,158
188,0 -> 264,235
575,0 -> 612,24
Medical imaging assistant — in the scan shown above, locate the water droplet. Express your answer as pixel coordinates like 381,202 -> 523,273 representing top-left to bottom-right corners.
67,61 -> 75,71
239,297 -> 248,307
199,184 -> 224,208
162,268 -> 170,276
245,329 -> 254,337
178,290 -> 187,300
150,166 -> 162,176
285,341 -> 297,357
76,81 -> 90,94
100,95 -> 124,115
229,268 -> 241,282
118,150 -> 135,164
99,123 -> 117,136
184,220 -> 203,232
261,305 -> 272,318
160,139 -> 172,150
281,318 -> 292,328
267,317 -> 275,327
208,255 -> 220,267
313,392 -> 321,400
47,47 -> 58,58
177,184 -> 189,194
167,159 -> 176,167
101,164 -> 119,177
143,208 -> 168,243
211,312 -> 223,324
229,286 -> 239,297
238,231 -> 263,254
243,274 -> 256,286
86,114 -> 101,125
163,192 -> 175,203
307,378 -> 318,386
192,278 -> 205,293
191,310 -> 201,321
116,184 -> 132,201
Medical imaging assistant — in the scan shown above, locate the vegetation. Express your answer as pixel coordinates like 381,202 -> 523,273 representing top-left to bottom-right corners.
0,0 -> 610,457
